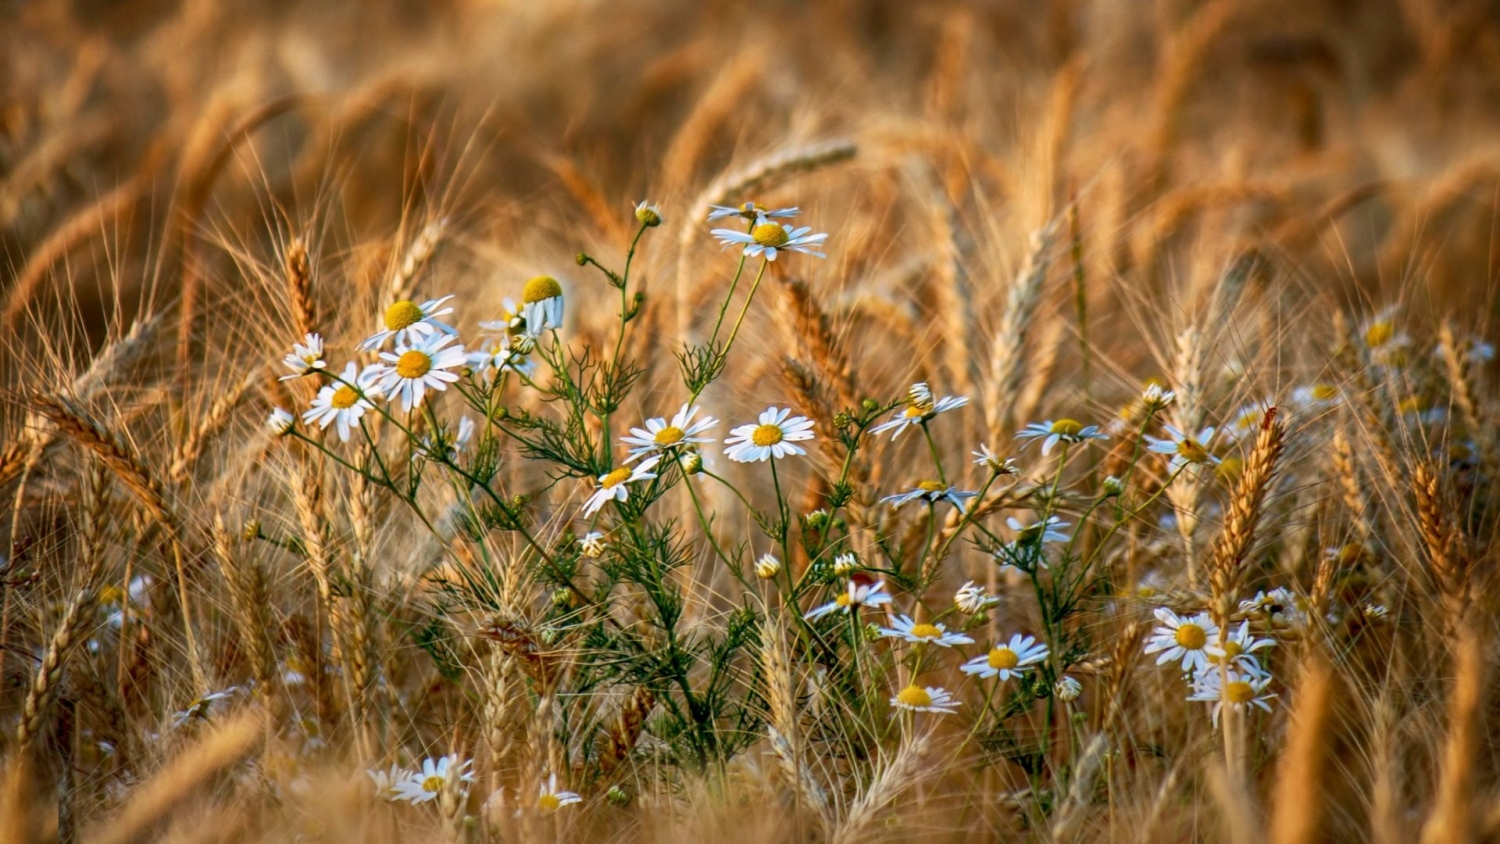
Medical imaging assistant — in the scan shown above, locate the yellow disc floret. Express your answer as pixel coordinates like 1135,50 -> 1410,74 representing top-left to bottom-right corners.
1176,438 -> 1210,464
522,275 -> 563,304
835,592 -> 853,607
751,424 -> 784,447
896,686 -> 933,708
1365,321 -> 1395,348
538,793 -> 561,812
909,623 -> 942,639
422,775 -> 444,793
1174,624 -> 1207,650
384,300 -> 425,331
988,647 -> 1020,670
917,480 -> 946,493
395,350 -> 433,379
600,467 -> 633,489
653,426 -> 685,445
751,222 -> 791,248
1050,419 -> 1083,436
331,386 -> 360,409
1224,680 -> 1256,704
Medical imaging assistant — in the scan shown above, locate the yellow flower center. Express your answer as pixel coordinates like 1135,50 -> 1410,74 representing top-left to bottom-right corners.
916,480 -> 946,493
538,793 -> 561,812
1311,383 -> 1338,401
903,404 -> 929,418
1215,457 -> 1243,483
1176,438 -> 1209,464
384,300 -> 425,331
600,467 -> 633,489
1221,641 -> 1243,659
751,424 -> 784,447
1365,321 -> 1394,348
1050,419 -> 1083,436
988,647 -> 1020,670
1224,680 -> 1256,704
395,350 -> 432,379
654,426 -> 685,445
330,386 -> 360,410
422,775 -> 444,793
909,623 -> 942,639
751,222 -> 791,248
835,593 -> 852,607
1174,624 -> 1207,650
896,686 -> 932,708
522,275 -> 563,303
1397,396 -> 1423,414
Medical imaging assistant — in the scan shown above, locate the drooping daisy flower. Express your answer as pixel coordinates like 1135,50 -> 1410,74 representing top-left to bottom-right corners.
370,333 -> 467,412
832,552 -> 859,575
1006,516 -> 1069,550
803,577 -> 892,620
392,755 -> 475,805
280,333 -> 326,380
1205,620 -> 1276,676
954,581 -> 996,614
890,685 -> 960,714
724,407 -> 815,462
711,220 -> 827,261
869,383 -> 969,440
579,531 -> 607,558
878,614 -> 975,647
1360,308 -> 1410,352
755,554 -> 782,580
467,332 -> 535,382
359,295 -> 456,351
972,444 -> 1019,475
1188,669 -> 1276,727
706,201 -> 798,222
478,298 -> 524,335
536,772 -> 582,813
1238,587 -> 1307,628
582,456 -> 661,517
302,363 -> 378,443
267,407 -> 295,436
1143,608 -> 1219,673
520,275 -> 564,333
369,763 -> 412,801
1055,675 -> 1082,702
171,687 -> 241,729
418,415 -> 475,462
634,200 -> 663,227
881,481 -> 978,512
961,634 -> 1049,681
1016,419 -> 1108,455
620,403 -> 718,463
1144,424 -> 1220,470
1140,383 -> 1176,412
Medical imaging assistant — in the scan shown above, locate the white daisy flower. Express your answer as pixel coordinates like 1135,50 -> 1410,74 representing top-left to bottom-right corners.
831,552 -> 858,575
723,407 -> 815,462
418,415 -> 475,462
536,772 -> 582,813
1238,587 -> 1307,627
267,407 -> 295,436
890,684 -> 960,714
870,383 -> 968,440
392,755 -> 474,805
1144,424 -> 1220,470
467,332 -> 535,382
1363,602 -> 1389,621
706,201 -> 798,222
954,581 -> 996,614
961,634 -> 1049,681
580,531 -> 607,558
1006,516 -> 1069,549
302,362 -> 379,443
1016,419 -> 1108,455
171,686 -> 241,728
1140,383 -> 1176,412
1143,608 -> 1219,673
1188,668 -> 1276,727
582,455 -> 661,517
620,403 -> 718,463
520,276 -> 564,333
1224,403 -> 1270,441
370,333 -> 467,412
478,298 -> 524,334
878,614 -> 975,647
359,295 -> 456,351
803,578 -> 892,620
368,763 -> 411,801
711,220 -> 827,261
972,444 -> 1019,474
881,481 -> 978,512
1290,383 -> 1340,410
1055,675 -> 1082,702
634,200 -> 663,227
1361,308 -> 1410,352
755,553 -> 782,580
1205,620 -> 1275,676
280,333 -> 326,380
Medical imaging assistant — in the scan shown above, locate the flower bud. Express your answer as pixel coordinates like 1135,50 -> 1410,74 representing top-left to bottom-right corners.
755,554 -> 781,580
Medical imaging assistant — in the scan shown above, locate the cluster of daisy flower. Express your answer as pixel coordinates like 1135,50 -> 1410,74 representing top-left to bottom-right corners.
1144,607 -> 1278,726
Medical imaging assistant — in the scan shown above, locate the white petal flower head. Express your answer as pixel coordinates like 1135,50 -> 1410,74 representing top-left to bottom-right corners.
620,403 -> 718,463
280,333 -> 326,380
1140,383 -> 1176,412
478,298 -> 524,334
371,333 -> 467,412
1291,383 -> 1340,411
755,553 -> 782,580
171,686 -> 241,728
706,201 -> 798,222
419,415 -> 476,462
961,634 -> 1049,681
634,200 -> 663,227
870,383 -> 969,440
954,581 -> 996,614
1000,516 -> 1070,568
392,755 -> 474,805
1016,418 -> 1108,455
1144,424 -> 1220,470
832,552 -> 858,575
1055,675 -> 1082,702
467,332 -> 535,382
580,531 -> 607,558
881,481 -> 978,512
1143,608 -> 1220,673
520,276 -> 564,333
582,455 -> 661,517
712,220 -> 828,261
537,773 -> 582,813
368,763 -> 411,801
360,295 -> 456,351
878,614 -> 975,647
267,407 -> 295,437
1205,620 -> 1276,676
890,684 -> 960,714
1225,403 -> 1270,441
302,363 -> 379,443
972,444 -> 1019,475
804,577 -> 891,620
1188,668 -> 1276,727
724,407 -> 815,462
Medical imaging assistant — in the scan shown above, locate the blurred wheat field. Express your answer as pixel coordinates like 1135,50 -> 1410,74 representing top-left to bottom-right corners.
2,0 -> 1499,842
